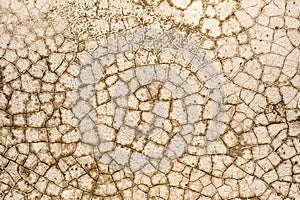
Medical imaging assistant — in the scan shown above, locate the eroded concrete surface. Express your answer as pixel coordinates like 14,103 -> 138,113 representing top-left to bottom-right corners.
0,0 -> 300,199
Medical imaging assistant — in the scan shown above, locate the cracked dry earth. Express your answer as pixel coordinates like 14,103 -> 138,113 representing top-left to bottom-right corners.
0,0 -> 300,200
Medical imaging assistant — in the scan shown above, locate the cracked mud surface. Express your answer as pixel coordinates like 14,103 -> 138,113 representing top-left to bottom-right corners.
0,0 -> 300,199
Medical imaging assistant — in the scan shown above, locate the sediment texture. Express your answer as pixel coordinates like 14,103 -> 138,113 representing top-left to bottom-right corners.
0,0 -> 299,199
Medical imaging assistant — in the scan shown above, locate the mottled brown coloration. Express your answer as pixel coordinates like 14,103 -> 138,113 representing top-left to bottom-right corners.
0,0 -> 300,199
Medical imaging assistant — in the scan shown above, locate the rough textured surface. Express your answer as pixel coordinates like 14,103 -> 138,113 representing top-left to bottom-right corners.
0,0 -> 299,199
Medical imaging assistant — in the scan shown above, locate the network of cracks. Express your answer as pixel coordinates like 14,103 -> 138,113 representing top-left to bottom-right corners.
0,0 -> 300,199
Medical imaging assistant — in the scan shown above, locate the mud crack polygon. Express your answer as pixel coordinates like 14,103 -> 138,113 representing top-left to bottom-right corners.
72,27 -> 226,172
